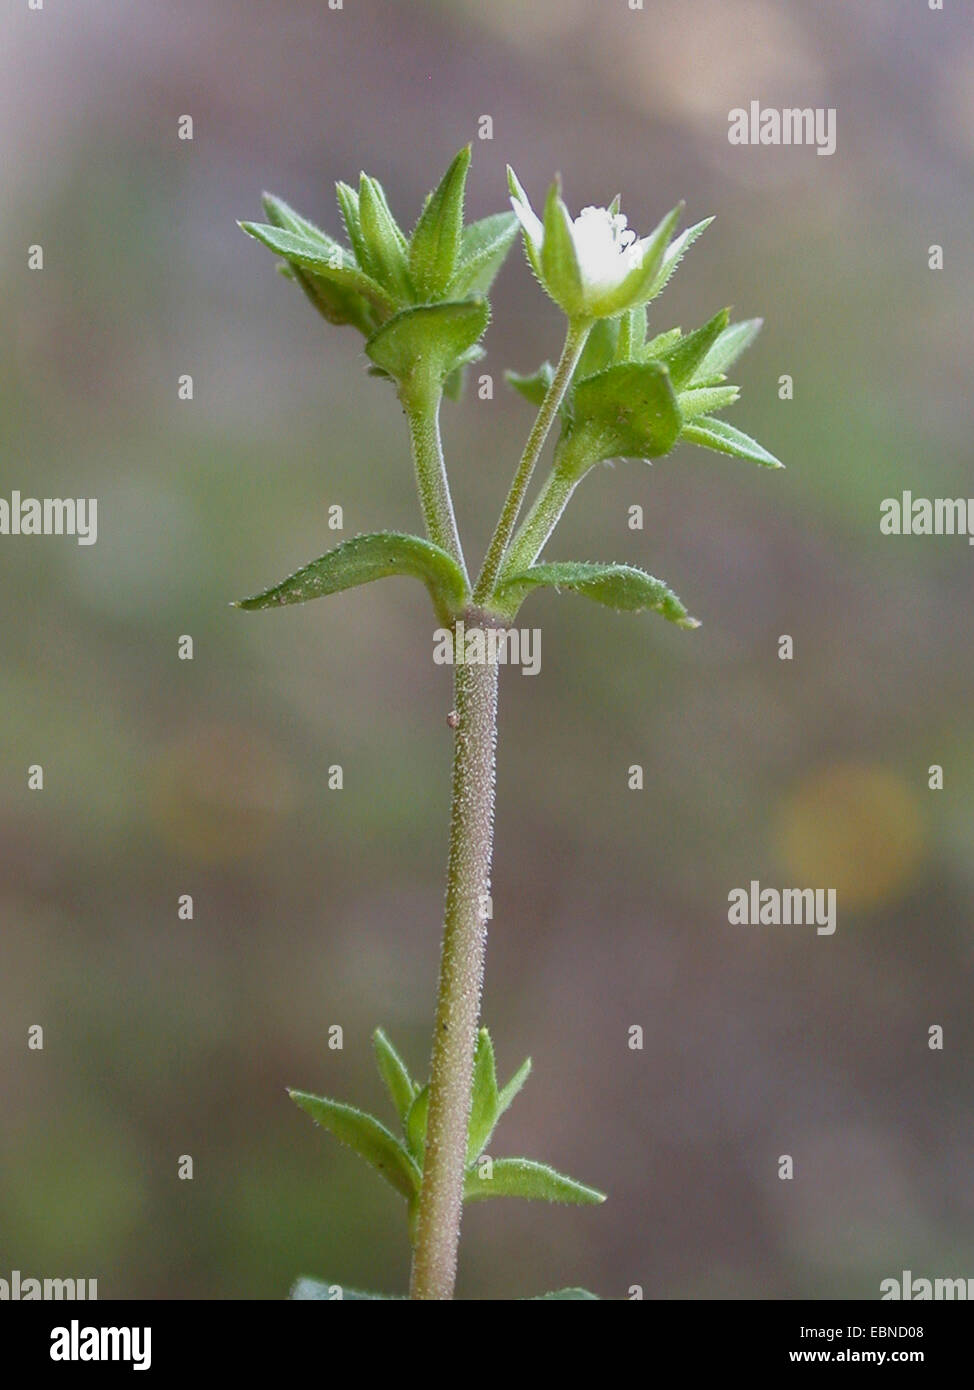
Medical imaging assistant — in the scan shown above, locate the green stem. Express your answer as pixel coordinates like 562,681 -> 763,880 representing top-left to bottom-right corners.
410,631 -> 499,1299
497,458 -> 579,584
402,375 -> 469,584
472,317 -> 591,605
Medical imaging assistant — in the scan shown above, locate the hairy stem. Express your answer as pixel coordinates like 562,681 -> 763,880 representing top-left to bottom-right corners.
497,459 -> 580,583
472,317 -> 591,605
410,632 -> 499,1299
402,376 -> 469,584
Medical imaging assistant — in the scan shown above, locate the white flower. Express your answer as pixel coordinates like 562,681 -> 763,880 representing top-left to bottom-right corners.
508,166 -> 682,320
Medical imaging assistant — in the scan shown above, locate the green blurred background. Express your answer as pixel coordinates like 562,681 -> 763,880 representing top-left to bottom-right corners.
2,0 -> 972,1299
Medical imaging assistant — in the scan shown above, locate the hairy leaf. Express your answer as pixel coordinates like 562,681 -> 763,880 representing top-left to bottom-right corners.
464,1157 -> 606,1205
373,1029 -> 417,1125
659,308 -> 730,390
239,220 -> 394,318
405,1084 -> 429,1163
566,361 -> 682,468
505,361 -> 554,407
645,215 -> 713,300
681,415 -> 782,468
692,316 -> 762,382
677,384 -> 740,420
357,174 -> 412,301
289,1091 -> 420,1199
496,561 -> 698,629
234,532 -> 469,626
448,211 -> 518,297
291,1278 -> 404,1301
365,298 -> 489,387
409,145 -> 470,299
466,1030 -> 500,1163
531,1288 -> 600,1300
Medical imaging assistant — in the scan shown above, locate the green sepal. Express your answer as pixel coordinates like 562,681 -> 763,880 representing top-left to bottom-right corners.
291,1278 -> 405,1301
495,561 -> 698,629
448,211 -> 518,297
681,416 -> 783,468
677,384 -> 740,420
645,215 -> 713,301
505,361 -> 554,407
288,1090 -> 421,1200
233,532 -> 469,627
357,173 -> 413,302
373,1028 -> 417,1125
464,1157 -> 606,1205
507,166 -> 543,281
409,145 -> 471,299
365,298 -> 489,389
541,179 -> 583,316
565,360 -> 682,469
692,316 -> 763,382
658,308 -> 730,389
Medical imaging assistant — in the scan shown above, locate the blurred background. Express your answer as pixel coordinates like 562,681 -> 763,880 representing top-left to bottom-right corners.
1,0 -> 972,1300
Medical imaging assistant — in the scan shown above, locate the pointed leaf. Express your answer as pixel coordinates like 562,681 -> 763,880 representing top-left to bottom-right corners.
291,1278 -> 404,1301
616,305 -> 647,361
409,145 -> 470,299
496,561 -> 698,629
681,415 -> 782,468
239,221 -> 395,318
335,181 -> 370,269
373,1028 -> 417,1125
466,1030 -> 500,1163
567,361 -> 681,467
449,211 -> 518,297
464,1157 -> 606,1205
365,299 -> 489,387
641,327 -> 682,360
234,532 -> 469,627
646,216 -> 713,300
678,384 -> 740,420
289,1090 -> 420,1199
505,361 -> 554,407
693,317 -> 762,382
659,309 -> 730,390
260,193 -> 335,250
405,1084 -> 429,1162
497,1056 -> 532,1116
357,174 -> 413,301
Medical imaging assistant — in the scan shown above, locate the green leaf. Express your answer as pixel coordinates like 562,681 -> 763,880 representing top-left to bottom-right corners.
289,1090 -> 420,1199
692,316 -> 762,382
357,174 -> 413,302
234,532 -> 469,627
239,220 -> 395,319
496,561 -> 698,629
641,327 -> 682,360
464,1157 -> 606,1205
497,1056 -> 532,1115
365,299 -> 489,387
448,211 -> 518,297
409,145 -> 470,299
616,305 -> 647,361
530,1288 -> 600,1300
645,215 -> 713,300
405,1084 -> 429,1162
335,180 -> 371,269
541,180 -> 583,315
291,1278 -> 404,1301
466,1030 -> 500,1163
677,384 -> 740,420
566,360 -> 682,468
260,193 -> 335,249
658,308 -> 729,390
505,361 -> 554,407
681,415 -> 783,468
373,1029 -> 417,1125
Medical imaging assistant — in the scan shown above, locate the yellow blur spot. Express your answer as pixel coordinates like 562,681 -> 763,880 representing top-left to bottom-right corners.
777,764 -> 924,913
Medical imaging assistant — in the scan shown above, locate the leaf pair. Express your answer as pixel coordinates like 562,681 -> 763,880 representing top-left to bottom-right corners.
289,1027 -> 604,1222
